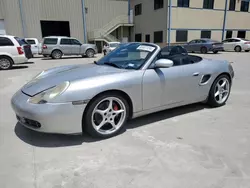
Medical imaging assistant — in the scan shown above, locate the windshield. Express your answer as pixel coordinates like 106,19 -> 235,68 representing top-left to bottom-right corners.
109,43 -> 120,48
97,43 -> 156,70
14,37 -> 29,46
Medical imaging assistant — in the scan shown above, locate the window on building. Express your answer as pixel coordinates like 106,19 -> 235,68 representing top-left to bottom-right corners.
135,34 -> 142,42
237,31 -> 246,38
145,34 -> 150,42
135,4 -> 142,16
176,30 -> 188,42
201,31 -> 211,38
203,0 -> 214,9
154,0 -> 164,10
60,38 -> 71,45
154,31 -> 163,43
177,0 -> 190,7
229,0 -> 236,10
240,1 -> 249,12
0,37 -> 14,46
226,30 -> 233,38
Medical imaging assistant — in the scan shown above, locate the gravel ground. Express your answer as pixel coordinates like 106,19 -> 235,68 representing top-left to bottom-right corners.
0,52 -> 250,188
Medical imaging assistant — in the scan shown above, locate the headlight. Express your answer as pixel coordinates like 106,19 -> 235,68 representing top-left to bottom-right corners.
28,81 -> 70,104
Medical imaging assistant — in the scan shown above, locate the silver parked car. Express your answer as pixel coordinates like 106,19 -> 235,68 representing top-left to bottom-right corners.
222,38 -> 250,52
41,36 -> 98,59
11,43 -> 234,138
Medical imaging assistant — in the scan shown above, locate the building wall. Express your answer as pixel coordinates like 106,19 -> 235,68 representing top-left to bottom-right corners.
1,0 -> 23,37
132,0 -> 250,44
130,0 -> 168,44
0,0 -> 4,19
21,0 -> 85,42
0,0 -> 128,42
171,8 -> 224,29
85,0 -> 128,32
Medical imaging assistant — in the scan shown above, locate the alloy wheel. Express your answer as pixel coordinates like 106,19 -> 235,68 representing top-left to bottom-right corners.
0,58 -> 11,69
214,77 -> 230,104
91,97 -> 126,135
86,49 -> 94,58
53,51 -> 62,59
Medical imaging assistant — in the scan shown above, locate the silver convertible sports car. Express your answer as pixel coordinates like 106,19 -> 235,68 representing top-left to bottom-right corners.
11,43 -> 234,138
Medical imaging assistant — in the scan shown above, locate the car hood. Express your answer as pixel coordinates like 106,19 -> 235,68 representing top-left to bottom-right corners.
21,63 -> 128,96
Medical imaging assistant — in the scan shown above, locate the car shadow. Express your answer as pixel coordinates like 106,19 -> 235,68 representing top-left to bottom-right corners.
17,62 -> 34,65
10,65 -> 29,70
41,56 -> 96,60
14,103 -> 206,148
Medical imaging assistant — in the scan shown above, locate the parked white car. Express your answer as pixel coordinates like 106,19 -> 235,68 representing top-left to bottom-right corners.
25,38 -> 42,56
103,42 -> 120,55
0,35 -> 32,70
222,38 -> 250,52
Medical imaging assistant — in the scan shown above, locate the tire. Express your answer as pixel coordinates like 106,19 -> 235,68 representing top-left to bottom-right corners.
245,50 -> 249,52
51,50 -> 62,59
200,47 -> 208,54
86,49 -> 95,58
213,50 -> 218,54
83,93 -> 129,138
207,74 -> 231,107
0,56 -> 13,70
234,46 -> 241,52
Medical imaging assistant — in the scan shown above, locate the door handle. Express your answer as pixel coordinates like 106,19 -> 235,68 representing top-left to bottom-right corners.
193,72 -> 200,76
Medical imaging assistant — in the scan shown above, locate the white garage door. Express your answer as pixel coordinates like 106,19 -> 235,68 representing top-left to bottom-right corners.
0,19 -> 6,35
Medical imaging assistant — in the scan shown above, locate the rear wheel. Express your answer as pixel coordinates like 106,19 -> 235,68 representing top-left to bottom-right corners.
0,56 -> 13,70
207,75 -> 231,107
200,47 -> 207,54
83,93 -> 129,138
234,46 -> 241,52
51,50 -> 62,59
86,49 -> 95,58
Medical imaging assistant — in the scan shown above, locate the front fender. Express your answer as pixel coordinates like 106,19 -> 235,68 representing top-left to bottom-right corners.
54,70 -> 145,113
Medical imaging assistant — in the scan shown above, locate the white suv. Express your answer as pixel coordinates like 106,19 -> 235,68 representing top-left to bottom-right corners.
0,35 -> 32,70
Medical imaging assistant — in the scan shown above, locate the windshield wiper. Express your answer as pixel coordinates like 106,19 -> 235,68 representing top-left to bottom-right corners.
103,62 -> 121,68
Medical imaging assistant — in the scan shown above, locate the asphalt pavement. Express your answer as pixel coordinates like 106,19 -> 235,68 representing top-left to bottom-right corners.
0,52 -> 250,188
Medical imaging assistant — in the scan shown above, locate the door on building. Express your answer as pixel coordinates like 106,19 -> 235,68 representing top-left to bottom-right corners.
40,21 -> 70,38
0,20 -> 6,35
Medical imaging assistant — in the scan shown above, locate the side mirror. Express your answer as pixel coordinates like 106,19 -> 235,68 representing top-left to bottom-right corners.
155,59 -> 173,68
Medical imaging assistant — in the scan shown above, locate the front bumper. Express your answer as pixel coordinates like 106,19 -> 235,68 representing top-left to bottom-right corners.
11,90 -> 86,134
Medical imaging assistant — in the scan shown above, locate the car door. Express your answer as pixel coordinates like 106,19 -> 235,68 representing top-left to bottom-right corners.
222,39 -> 230,51
185,40 -> 197,52
59,38 -> 72,55
26,39 -> 38,54
71,39 -> 81,55
142,55 -> 205,110
224,39 -> 236,51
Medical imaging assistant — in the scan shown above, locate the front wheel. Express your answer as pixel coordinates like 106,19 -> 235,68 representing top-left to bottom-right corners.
83,94 -> 129,138
86,49 -> 95,58
207,75 -> 231,107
